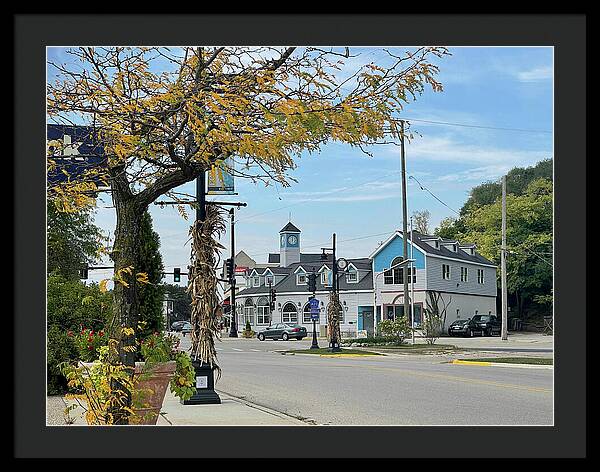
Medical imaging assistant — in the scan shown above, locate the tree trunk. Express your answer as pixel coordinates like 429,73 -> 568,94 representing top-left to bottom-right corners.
109,197 -> 145,368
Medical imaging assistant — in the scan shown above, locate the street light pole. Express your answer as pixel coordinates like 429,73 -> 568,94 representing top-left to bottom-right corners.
321,233 -> 341,352
229,208 -> 238,338
183,168 -> 221,405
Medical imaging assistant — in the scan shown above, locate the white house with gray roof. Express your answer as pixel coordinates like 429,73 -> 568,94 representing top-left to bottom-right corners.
235,222 -> 374,337
370,230 -> 497,331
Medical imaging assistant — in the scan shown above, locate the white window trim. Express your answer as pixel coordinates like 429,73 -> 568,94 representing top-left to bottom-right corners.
282,303 -> 298,323
321,269 -> 332,286
265,275 -> 274,286
442,264 -> 451,280
346,270 -> 359,283
477,269 -> 485,284
297,273 -> 307,285
460,266 -> 468,282
302,304 -> 313,323
252,276 -> 261,287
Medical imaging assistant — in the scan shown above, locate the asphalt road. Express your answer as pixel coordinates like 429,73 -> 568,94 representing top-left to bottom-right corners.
177,335 -> 553,426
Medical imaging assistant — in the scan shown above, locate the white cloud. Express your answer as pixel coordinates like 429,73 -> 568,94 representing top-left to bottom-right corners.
436,164 -> 514,183
516,66 -> 553,82
379,134 -> 549,168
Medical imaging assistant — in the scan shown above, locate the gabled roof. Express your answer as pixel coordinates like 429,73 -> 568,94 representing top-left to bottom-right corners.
369,230 -> 495,266
279,222 -> 301,233
236,257 -> 373,296
411,231 -> 494,265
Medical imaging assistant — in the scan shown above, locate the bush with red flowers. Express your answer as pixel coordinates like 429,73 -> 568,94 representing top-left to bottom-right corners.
71,327 -> 108,362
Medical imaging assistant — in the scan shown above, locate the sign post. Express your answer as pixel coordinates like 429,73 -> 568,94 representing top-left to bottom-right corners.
309,297 -> 320,349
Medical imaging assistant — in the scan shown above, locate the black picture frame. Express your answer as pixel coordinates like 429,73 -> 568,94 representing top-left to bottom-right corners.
15,14 -> 586,459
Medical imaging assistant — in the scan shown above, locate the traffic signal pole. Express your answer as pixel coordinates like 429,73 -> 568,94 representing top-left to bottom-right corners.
229,207 -> 238,337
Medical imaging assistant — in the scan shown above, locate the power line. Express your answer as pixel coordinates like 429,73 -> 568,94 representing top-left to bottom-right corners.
408,175 -> 461,216
396,117 -> 552,135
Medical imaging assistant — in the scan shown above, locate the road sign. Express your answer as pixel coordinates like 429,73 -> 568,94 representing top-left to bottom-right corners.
309,298 -> 320,315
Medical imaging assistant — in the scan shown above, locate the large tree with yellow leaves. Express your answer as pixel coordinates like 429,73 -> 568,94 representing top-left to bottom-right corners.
47,46 -> 447,371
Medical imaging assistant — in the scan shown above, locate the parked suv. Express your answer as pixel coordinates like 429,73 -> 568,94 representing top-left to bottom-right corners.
471,314 -> 501,336
448,318 -> 475,337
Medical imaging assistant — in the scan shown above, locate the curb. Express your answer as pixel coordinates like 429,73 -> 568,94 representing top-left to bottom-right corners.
451,360 -> 553,370
215,391 -> 309,425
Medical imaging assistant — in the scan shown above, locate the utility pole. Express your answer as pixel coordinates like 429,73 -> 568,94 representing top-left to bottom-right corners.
400,120 -> 410,323
410,216 -> 415,345
501,175 -> 508,340
229,208 -> 238,337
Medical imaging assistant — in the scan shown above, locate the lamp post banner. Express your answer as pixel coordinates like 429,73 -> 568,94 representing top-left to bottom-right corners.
207,157 -> 235,194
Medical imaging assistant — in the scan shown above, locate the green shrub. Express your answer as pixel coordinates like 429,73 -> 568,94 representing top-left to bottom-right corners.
378,317 -> 410,345
47,325 -> 78,395
47,273 -> 113,393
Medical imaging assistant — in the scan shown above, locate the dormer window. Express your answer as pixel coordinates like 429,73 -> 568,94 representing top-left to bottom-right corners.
252,276 -> 260,287
297,273 -> 307,285
265,275 -> 274,286
321,269 -> 332,286
346,267 -> 358,283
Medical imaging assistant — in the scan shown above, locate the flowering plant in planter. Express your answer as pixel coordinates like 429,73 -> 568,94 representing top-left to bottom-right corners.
60,327 -> 196,425
139,331 -> 196,402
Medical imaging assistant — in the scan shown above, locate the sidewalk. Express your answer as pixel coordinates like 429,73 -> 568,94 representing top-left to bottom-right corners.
47,390 -> 306,426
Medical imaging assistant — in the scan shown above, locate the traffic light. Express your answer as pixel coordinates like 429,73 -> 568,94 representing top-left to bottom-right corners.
307,272 -> 317,293
79,263 -> 89,280
225,258 -> 234,279
269,288 -> 277,311
173,267 -> 181,283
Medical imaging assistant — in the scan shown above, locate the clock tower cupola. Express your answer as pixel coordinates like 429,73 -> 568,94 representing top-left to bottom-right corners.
279,222 -> 301,267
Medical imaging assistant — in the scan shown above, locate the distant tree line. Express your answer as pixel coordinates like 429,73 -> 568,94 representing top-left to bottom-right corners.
434,158 -> 553,323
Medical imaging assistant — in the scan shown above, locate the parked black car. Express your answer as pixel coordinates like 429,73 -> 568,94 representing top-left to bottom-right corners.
170,321 -> 186,332
180,321 -> 192,335
448,318 -> 475,337
257,323 -> 307,341
471,314 -> 501,336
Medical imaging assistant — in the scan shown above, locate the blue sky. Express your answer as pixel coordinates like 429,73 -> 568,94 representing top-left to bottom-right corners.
47,46 -> 553,286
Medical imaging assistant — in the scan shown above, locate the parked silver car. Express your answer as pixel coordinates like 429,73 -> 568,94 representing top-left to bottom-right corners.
257,323 -> 307,341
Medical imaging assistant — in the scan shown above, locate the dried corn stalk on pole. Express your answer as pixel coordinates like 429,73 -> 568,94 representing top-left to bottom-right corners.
327,291 -> 342,348
187,204 -> 226,379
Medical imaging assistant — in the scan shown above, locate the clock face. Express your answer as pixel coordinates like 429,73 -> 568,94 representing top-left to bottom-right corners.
287,235 -> 298,245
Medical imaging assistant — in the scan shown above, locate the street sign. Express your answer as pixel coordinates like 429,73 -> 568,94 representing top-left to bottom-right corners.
309,297 -> 320,315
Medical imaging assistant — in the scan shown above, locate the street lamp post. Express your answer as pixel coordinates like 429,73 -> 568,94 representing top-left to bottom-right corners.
321,234 -> 342,352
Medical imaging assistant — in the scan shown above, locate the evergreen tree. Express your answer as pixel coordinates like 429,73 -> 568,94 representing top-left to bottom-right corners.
47,201 -> 103,280
137,211 -> 165,339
